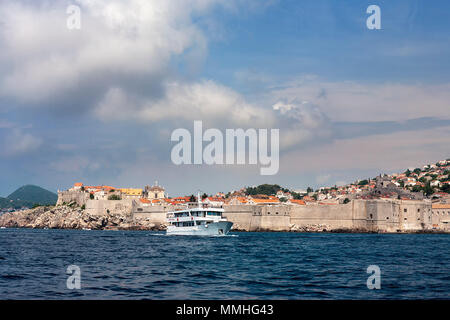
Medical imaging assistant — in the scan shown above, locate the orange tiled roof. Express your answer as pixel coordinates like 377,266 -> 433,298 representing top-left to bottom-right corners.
289,199 -> 306,205
140,198 -> 151,204
252,198 -> 280,203
203,197 -> 224,202
172,196 -> 190,202
231,197 -> 248,203
74,182 -> 83,187
432,204 -> 450,209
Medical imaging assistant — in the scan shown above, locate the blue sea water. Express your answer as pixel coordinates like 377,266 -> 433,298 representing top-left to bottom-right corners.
0,228 -> 448,299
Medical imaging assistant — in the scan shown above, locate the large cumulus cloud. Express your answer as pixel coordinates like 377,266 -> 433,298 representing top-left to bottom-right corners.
0,0 -> 330,151
0,0 -> 212,107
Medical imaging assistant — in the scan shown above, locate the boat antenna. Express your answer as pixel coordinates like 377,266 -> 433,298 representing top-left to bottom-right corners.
197,190 -> 202,208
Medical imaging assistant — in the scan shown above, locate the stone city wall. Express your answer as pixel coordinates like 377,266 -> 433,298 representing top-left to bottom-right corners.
56,189 -> 443,232
85,199 -> 134,216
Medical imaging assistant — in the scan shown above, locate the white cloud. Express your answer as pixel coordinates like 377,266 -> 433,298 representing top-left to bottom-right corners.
1,0 -> 448,173
269,76 -> 450,122
0,120 -> 14,129
49,156 -> 100,173
94,82 -> 333,152
272,100 -> 332,149
0,0 -> 218,104
94,80 -> 274,127
3,129 -> 42,156
281,126 -> 450,175
0,0 -> 287,131
316,174 -> 331,184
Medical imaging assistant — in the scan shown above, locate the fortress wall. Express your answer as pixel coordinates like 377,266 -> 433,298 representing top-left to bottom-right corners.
223,205 -> 255,231
85,199 -> 134,216
79,198 -> 434,232
133,211 -> 167,224
251,205 -> 291,231
57,191 -> 88,206
223,205 -> 291,231
351,200 -> 370,229
365,200 -> 399,232
133,204 -> 256,227
432,207 -> 450,231
256,215 -> 291,231
398,200 -> 432,231
356,199 -> 431,232
133,205 -> 173,225
290,203 -> 355,229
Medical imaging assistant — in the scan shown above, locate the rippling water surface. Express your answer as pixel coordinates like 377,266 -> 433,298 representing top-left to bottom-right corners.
0,228 -> 449,299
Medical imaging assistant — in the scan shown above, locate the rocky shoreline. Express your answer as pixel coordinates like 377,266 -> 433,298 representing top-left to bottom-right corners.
0,205 -> 165,231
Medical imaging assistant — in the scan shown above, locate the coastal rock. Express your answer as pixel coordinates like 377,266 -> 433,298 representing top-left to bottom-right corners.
0,205 -> 166,231
289,223 -> 332,232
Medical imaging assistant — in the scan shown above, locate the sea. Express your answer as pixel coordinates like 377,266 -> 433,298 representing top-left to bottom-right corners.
0,228 -> 448,299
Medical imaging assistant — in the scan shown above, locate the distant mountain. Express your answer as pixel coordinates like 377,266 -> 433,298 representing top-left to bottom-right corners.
0,196 -> 31,210
0,185 -> 57,209
0,197 -> 16,208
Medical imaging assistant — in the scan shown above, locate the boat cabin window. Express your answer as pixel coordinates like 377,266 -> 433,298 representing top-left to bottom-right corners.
174,211 -> 190,217
207,211 -> 221,216
173,221 -> 195,227
191,211 -> 205,217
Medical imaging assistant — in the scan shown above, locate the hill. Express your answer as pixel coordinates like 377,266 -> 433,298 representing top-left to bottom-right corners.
0,197 -> 15,208
0,185 -> 57,209
0,196 -> 31,210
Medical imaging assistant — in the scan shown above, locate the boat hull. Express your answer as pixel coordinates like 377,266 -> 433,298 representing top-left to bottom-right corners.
166,221 -> 233,236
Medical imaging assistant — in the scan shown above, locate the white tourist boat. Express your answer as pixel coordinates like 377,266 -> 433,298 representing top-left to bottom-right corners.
166,195 -> 232,236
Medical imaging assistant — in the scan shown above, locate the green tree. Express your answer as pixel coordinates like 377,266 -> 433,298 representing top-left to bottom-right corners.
108,194 -> 121,200
246,184 -> 283,196
442,183 -> 450,193
343,198 -> 350,204
423,183 -> 434,196
291,192 -> 303,200
358,180 -> 369,186
189,195 -> 196,202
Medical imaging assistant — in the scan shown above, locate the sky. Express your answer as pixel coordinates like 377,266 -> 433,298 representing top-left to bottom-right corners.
1,0 -> 450,196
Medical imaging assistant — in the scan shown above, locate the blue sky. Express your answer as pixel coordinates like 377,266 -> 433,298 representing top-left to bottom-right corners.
0,0 -> 450,196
